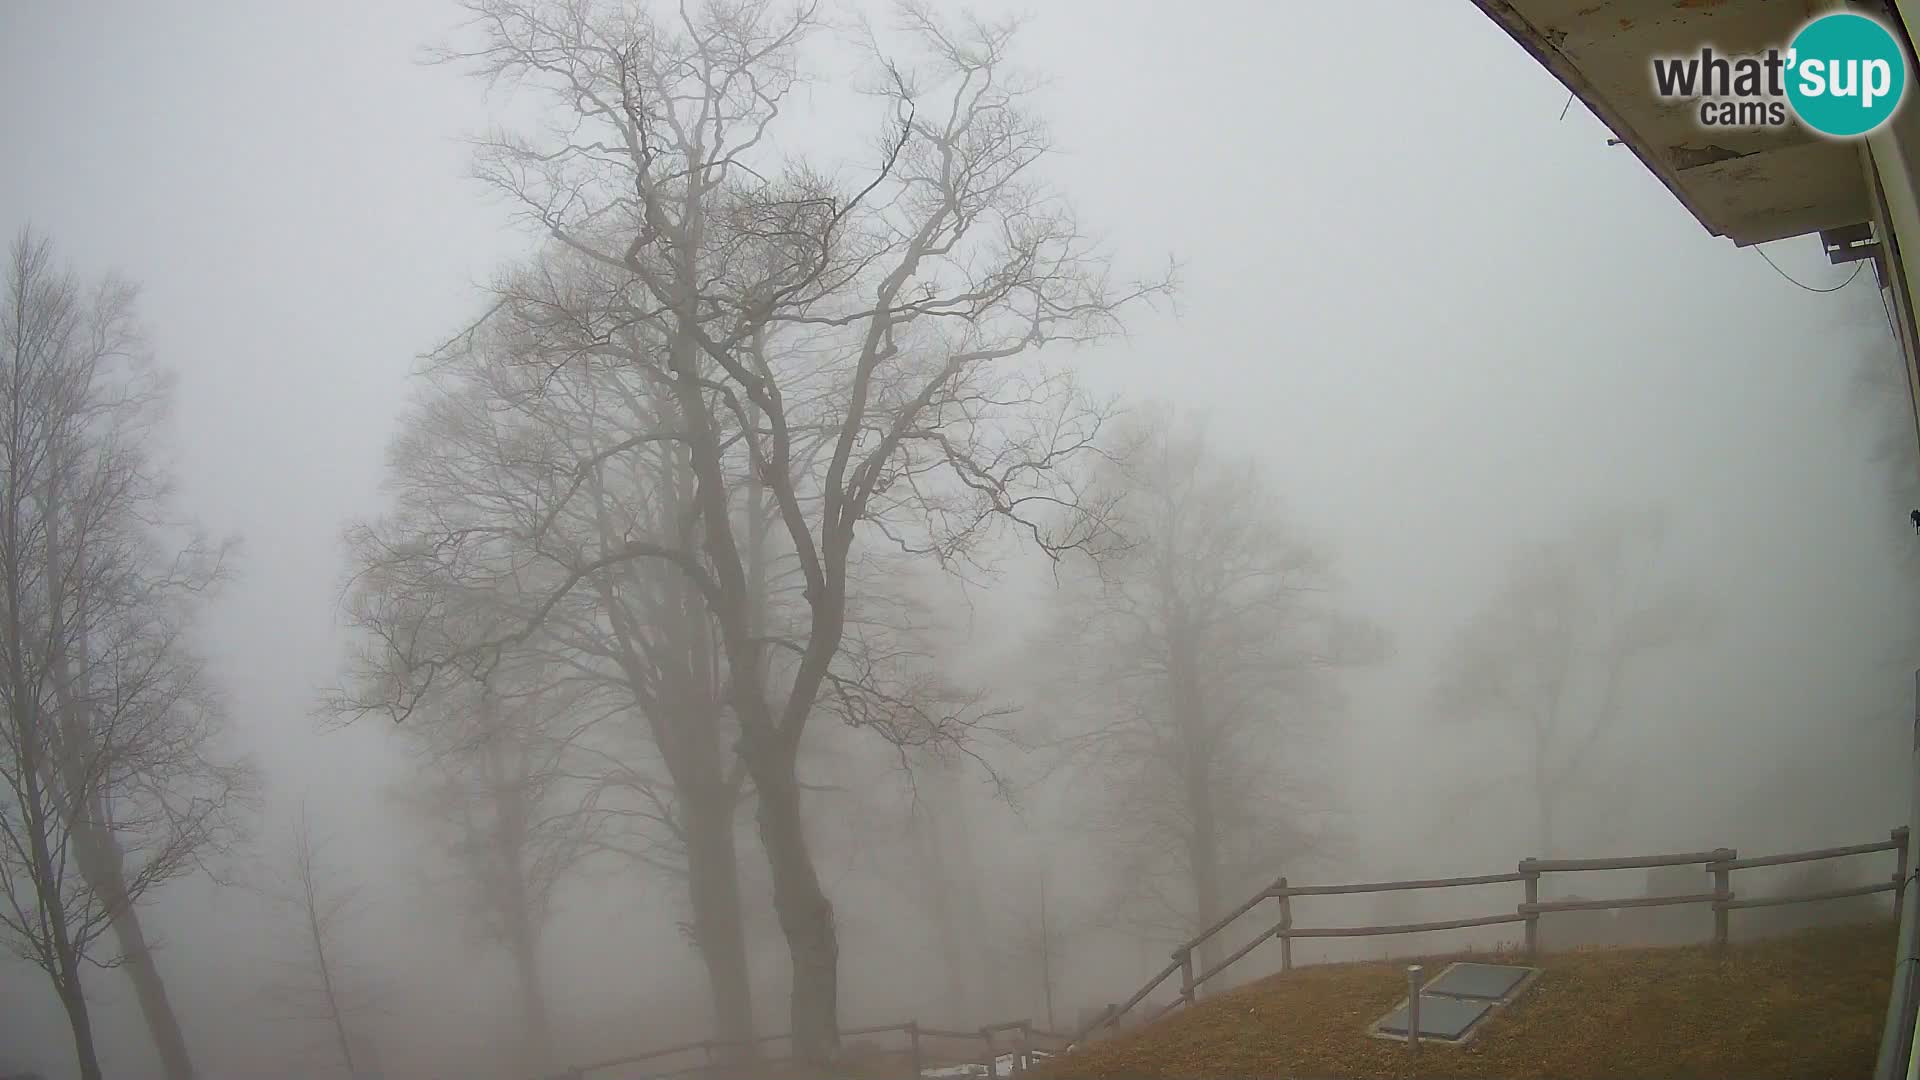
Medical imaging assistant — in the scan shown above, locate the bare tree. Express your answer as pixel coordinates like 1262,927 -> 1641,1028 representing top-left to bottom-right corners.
1045,409 -> 1381,979
0,229 -> 250,1080
343,1 -> 1173,1062
1434,506 -> 1708,856
338,337 -> 772,1051
268,807 -> 380,1079
389,675 -> 577,1075
996,863 -> 1076,1033
900,755 -> 999,1021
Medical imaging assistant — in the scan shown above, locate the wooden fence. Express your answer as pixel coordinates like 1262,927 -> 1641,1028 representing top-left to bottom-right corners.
548,826 -> 1909,1078
1071,826 -> 1911,1045
549,1017 -> 1071,1079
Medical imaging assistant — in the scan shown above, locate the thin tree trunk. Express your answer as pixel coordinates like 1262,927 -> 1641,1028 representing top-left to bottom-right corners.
73,828 -> 195,1080
57,969 -> 105,1080
32,466 -> 106,1080
686,786 -> 757,1057
586,424 -> 761,1061
1532,714 -> 1554,858
912,800 -> 976,1018
1186,782 -> 1225,984
475,700 -> 556,1074
22,746 -> 103,1080
52,611 -> 195,1079
504,897 -> 554,1072
7,657 -> 102,1080
1169,619 -> 1224,984
1038,881 -> 1056,1032
302,868 -> 357,1076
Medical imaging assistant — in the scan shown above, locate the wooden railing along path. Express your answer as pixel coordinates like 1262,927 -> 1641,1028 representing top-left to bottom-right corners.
549,826 -> 1909,1078
1072,826 -> 1912,1045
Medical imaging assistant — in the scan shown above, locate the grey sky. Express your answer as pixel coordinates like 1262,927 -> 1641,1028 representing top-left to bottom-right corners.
2,1 -> 1914,1076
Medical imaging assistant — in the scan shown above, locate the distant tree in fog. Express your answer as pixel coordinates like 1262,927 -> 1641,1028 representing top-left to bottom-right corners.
337,322 -> 773,1055
267,807 -> 381,1079
1045,408 -> 1385,980
0,230 -> 253,1080
1434,506 -> 1708,856
345,0 -> 1171,1063
388,674 -> 578,1074
998,864 -> 1080,1032
902,756 -> 1001,1021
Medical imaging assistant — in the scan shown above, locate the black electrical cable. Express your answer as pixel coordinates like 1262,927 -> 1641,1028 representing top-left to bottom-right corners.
1755,245 -> 1866,293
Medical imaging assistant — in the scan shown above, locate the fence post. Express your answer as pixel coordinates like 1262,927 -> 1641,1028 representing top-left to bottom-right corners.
1712,848 -> 1734,948
908,1022 -> 922,1080
1178,945 -> 1195,1006
1276,878 -> 1294,972
982,1028 -> 997,1080
1017,1022 -> 1032,1075
1896,828 -> 1911,911
1520,859 -> 1539,958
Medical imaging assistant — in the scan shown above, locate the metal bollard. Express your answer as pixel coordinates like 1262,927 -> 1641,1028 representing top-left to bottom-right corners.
1406,965 -> 1423,1054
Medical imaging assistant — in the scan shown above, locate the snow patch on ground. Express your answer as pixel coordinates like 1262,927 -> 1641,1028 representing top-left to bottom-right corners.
920,1050 -> 1057,1078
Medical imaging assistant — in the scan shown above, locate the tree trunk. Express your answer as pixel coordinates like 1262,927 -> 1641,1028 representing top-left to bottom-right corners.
912,798 -> 977,1018
31,462 -> 110,1080
305,882 -> 358,1077
1186,780 -> 1225,985
1038,882 -> 1056,1032
504,896 -> 555,1073
686,786 -> 757,1058
476,702 -> 555,1075
1168,616 -> 1224,984
752,761 -> 839,1067
79,832 -> 196,1080
8,686 -> 101,1080
664,168 -> 839,1066
1531,716 -> 1554,858
58,970 -> 105,1080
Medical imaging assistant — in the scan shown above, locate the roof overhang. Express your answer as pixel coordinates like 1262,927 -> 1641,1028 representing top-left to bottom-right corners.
1469,0 -> 1873,246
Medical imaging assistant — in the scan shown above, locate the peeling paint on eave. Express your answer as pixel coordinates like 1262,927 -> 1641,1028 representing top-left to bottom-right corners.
1466,0 -> 1735,239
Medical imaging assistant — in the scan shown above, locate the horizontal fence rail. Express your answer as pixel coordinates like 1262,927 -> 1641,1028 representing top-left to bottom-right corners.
1283,912 -> 1530,938
1280,871 -> 1529,896
1520,849 -> 1734,873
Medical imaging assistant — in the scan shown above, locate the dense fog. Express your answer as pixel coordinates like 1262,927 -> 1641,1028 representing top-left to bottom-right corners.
2,2 -> 1916,1078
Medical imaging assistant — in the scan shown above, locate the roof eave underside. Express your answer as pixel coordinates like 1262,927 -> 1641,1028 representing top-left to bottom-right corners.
1469,0 -> 1870,247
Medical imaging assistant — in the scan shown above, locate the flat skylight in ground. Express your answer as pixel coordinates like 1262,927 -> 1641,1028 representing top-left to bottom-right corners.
1376,994 -> 1492,1040
1425,962 -> 1532,1000
1370,962 -> 1541,1044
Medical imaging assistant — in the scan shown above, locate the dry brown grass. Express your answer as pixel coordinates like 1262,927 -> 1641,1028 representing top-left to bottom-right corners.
1033,920 -> 1895,1080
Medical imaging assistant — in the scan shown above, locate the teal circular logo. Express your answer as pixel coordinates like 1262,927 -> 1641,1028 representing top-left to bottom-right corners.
1786,13 -> 1907,137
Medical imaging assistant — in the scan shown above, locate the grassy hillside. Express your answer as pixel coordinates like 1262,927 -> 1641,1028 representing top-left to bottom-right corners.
1034,921 -> 1895,1079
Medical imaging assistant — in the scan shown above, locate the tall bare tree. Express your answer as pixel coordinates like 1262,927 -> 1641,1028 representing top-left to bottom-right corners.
1434,506 -> 1707,856
390,676 -> 576,1074
268,807 -> 379,1079
996,862 -> 1076,1033
0,229 -> 249,1080
347,1 -> 1171,1062
340,336 -> 772,1051
1046,409 -> 1381,978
